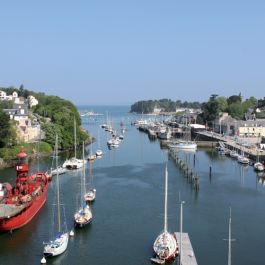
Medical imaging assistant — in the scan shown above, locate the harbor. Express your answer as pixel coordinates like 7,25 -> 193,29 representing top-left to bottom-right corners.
1,106 -> 265,265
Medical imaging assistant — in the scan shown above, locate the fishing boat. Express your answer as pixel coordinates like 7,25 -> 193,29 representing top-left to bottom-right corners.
0,149 -> 51,232
74,143 -> 93,227
43,135 -> 69,258
152,165 -> 178,262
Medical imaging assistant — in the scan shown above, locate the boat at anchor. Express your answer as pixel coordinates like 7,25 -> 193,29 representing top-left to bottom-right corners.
0,149 -> 51,232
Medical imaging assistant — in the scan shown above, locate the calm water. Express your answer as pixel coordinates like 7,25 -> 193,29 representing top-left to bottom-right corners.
1,105 -> 265,265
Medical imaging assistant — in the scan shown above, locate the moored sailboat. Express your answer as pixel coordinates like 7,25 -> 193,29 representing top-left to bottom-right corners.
43,135 -> 69,258
74,143 -> 93,227
152,165 -> 178,262
84,161 -> 96,203
62,118 -> 86,169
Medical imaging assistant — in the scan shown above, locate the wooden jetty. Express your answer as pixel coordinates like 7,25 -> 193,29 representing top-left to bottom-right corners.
169,148 -> 199,191
175,232 -> 198,265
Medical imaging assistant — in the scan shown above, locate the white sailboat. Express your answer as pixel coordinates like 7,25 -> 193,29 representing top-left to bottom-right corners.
62,118 -> 86,169
84,161 -> 96,203
170,125 -> 197,150
95,128 -> 103,157
43,135 -> 69,258
254,150 -> 264,172
170,140 -> 197,150
87,140 -> 96,161
74,142 -> 93,228
152,165 -> 178,262
237,149 -> 249,165
50,144 -> 67,176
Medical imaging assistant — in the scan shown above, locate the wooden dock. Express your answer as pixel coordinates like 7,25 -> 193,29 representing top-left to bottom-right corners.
175,232 -> 198,265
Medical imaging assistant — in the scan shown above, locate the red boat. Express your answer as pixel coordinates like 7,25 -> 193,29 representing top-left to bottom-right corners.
0,149 -> 51,232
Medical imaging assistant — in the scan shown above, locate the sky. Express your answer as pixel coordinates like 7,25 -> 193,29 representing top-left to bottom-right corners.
0,0 -> 265,105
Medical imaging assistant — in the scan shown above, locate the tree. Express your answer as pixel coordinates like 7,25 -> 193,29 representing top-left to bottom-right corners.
227,102 -> 244,119
201,100 -> 220,124
227,95 -> 241,105
216,96 -> 228,112
0,109 -> 11,148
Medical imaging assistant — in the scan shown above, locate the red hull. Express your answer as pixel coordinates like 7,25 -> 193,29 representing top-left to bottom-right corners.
0,185 -> 48,232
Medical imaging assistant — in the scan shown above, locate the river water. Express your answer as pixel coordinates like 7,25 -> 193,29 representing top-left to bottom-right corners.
0,105 -> 265,265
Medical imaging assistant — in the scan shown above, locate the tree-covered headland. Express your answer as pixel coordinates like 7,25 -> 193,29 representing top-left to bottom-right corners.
0,85 -> 90,163
130,99 -> 201,114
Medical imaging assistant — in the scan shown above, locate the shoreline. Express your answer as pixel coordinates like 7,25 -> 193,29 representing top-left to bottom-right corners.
0,138 -> 93,170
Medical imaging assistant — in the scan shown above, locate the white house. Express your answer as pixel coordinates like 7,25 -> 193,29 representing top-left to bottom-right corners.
28,95 -> 38,107
0,90 -> 7,100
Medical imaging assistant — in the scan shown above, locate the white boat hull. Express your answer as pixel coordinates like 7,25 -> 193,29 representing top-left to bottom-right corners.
153,231 -> 178,260
43,232 -> 69,257
170,142 -> 197,150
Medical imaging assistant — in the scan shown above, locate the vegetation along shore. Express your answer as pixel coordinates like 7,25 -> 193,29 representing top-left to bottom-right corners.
0,85 -> 90,168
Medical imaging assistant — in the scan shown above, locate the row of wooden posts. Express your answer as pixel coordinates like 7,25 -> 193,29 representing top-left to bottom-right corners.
169,148 -> 200,191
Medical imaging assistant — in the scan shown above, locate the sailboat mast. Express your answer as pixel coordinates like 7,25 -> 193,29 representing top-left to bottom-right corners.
82,142 -> 86,201
180,201 -> 185,265
164,165 -> 168,233
74,118 -> 77,158
55,134 -> 61,233
228,207 -> 232,265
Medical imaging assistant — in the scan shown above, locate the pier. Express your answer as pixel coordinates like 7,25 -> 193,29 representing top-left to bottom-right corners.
175,232 -> 198,265
169,148 -> 199,191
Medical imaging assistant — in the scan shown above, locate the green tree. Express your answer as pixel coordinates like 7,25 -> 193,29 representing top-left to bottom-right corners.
201,100 -> 220,124
0,109 -> 11,148
227,95 -> 241,105
216,96 -> 228,112
227,102 -> 244,119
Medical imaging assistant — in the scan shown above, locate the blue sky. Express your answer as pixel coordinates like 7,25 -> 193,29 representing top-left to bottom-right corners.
0,0 -> 264,105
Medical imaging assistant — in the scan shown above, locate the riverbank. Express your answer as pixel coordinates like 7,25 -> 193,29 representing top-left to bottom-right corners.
0,137 -> 93,169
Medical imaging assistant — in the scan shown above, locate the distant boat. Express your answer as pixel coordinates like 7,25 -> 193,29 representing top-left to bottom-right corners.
229,150 -> 239,159
157,127 -> 171,140
254,151 -> 264,171
170,140 -> 197,150
254,162 -> 264,172
95,128 -> 103,157
237,151 -> 250,165
152,165 -> 178,261
43,135 -> 69,258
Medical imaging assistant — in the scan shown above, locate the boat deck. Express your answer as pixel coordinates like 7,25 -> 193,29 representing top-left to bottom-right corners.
174,232 -> 198,265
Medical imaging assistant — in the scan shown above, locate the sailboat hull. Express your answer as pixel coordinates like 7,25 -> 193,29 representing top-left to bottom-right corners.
153,231 -> 178,260
43,232 -> 69,257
